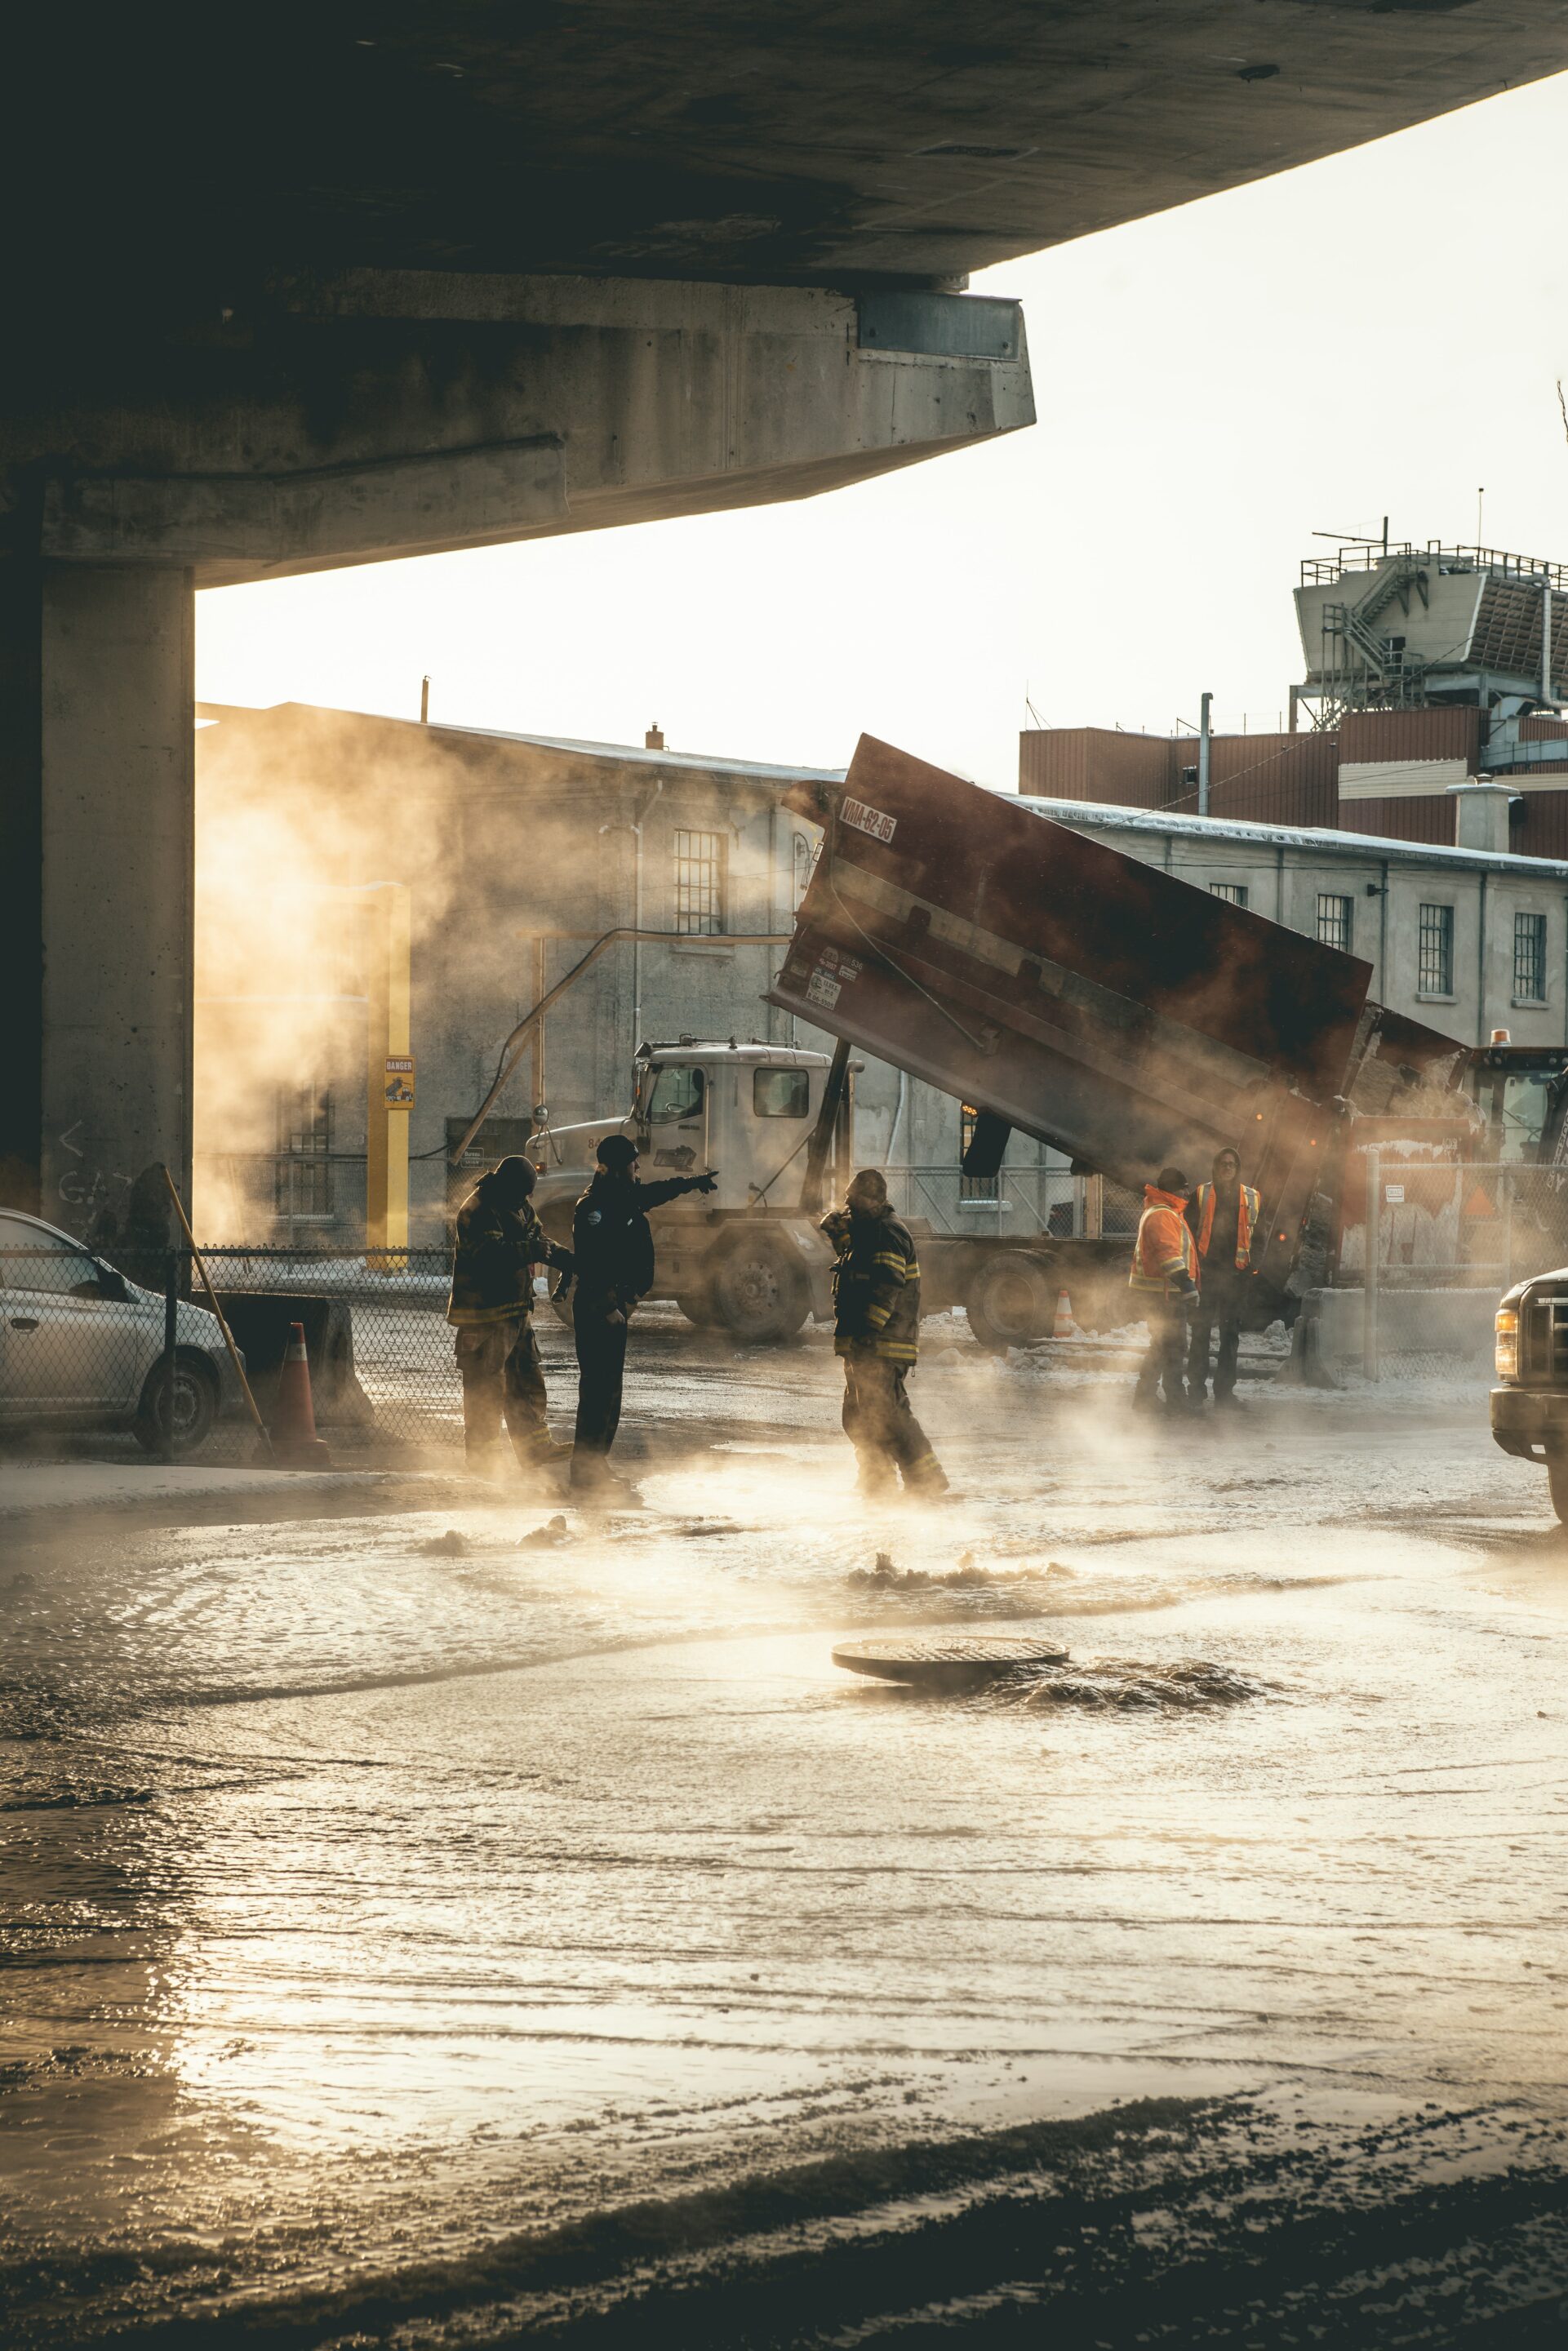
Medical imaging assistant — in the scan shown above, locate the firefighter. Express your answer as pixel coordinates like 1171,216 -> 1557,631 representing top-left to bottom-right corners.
446,1155 -> 574,1481
1130,1164 -> 1200,1411
566,1133 -> 718,1497
1185,1144 -> 1260,1410
820,1167 -> 948,1498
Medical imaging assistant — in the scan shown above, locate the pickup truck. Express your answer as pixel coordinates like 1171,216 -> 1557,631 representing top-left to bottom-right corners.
1491,1273 -> 1568,1518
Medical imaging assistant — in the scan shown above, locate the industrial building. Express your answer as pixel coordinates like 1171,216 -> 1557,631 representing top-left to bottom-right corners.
194,704 -> 1043,1246
1020,540 -> 1568,858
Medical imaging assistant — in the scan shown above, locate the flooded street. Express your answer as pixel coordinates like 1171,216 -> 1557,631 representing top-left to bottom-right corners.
6,1318 -> 1568,2345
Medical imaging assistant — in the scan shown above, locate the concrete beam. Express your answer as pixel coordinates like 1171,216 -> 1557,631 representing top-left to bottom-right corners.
12,278 -> 1033,584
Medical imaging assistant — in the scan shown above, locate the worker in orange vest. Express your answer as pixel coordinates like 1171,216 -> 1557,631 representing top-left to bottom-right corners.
1184,1145 -> 1260,1410
1129,1165 -> 1200,1411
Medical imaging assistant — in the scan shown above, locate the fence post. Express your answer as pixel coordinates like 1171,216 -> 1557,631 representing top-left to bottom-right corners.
1362,1147 -> 1380,1382
1503,1167 -> 1512,1291
161,1248 -> 180,1463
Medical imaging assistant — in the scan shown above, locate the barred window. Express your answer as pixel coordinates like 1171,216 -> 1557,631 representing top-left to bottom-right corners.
1317,892 -> 1353,951
1514,910 -> 1548,1002
276,1084 -> 333,1222
674,829 -> 725,936
1418,903 -> 1454,997
1209,882 -> 1247,907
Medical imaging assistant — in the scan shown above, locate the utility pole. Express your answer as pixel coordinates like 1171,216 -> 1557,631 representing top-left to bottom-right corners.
1197,691 -> 1212,817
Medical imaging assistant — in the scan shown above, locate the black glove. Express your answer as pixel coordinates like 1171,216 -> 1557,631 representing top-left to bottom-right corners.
1170,1273 -> 1198,1301
688,1171 -> 719,1196
552,1266 -> 574,1301
549,1246 -> 575,1278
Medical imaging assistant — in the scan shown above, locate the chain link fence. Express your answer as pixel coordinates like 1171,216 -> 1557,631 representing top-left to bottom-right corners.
0,1242 -> 474,1466
1312,1157 -> 1568,1381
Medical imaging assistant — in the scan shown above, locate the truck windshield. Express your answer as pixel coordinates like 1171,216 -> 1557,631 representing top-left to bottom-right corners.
645,1064 -> 704,1123
1499,1073 -> 1553,1163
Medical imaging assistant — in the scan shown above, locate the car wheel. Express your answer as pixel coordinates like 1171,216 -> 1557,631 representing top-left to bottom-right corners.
710,1237 -> 810,1344
965,1251 -> 1059,1353
134,1352 -> 219,1456
1548,1453 -> 1568,1524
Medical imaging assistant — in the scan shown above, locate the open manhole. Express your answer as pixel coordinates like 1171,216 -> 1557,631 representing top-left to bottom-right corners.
832,1634 -> 1070,1688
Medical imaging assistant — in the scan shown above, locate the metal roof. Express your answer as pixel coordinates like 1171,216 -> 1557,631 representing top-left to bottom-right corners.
439,722 -> 847,786
1013,793 -> 1568,882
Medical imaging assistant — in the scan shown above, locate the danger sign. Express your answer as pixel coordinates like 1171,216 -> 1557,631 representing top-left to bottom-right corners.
384,1056 -> 415,1108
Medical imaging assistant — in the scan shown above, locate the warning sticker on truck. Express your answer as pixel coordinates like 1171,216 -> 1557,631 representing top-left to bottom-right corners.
841,798 -> 897,845
806,969 -> 842,1010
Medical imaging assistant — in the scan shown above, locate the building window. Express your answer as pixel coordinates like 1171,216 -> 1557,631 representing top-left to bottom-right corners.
275,1083 -> 333,1221
792,832 -> 818,911
1209,882 -> 1248,907
674,829 -> 725,936
1513,910 -> 1548,1003
1317,892 -> 1353,951
959,1102 -> 999,1204
1418,903 -> 1455,997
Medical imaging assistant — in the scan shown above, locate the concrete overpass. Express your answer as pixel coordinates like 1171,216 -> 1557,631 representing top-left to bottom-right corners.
5,4 -> 1568,1229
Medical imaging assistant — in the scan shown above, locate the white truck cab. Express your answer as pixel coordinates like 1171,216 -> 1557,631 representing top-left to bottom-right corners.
632,1039 -> 837,1211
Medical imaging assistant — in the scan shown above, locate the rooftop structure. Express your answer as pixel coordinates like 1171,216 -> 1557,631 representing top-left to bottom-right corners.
1295,541 -> 1568,728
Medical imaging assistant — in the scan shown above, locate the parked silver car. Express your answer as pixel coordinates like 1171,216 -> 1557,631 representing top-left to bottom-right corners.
0,1210 -> 246,1454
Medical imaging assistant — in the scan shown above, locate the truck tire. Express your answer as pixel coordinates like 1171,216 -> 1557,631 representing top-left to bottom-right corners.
965,1251 -> 1059,1353
1548,1454 -> 1568,1525
676,1285 -> 720,1328
133,1352 -> 220,1456
710,1234 -> 811,1344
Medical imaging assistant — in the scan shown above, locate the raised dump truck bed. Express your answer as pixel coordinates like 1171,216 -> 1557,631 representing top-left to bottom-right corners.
767,736 -> 1464,1299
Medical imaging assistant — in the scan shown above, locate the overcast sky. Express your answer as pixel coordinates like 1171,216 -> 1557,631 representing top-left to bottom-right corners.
198,69 -> 1568,790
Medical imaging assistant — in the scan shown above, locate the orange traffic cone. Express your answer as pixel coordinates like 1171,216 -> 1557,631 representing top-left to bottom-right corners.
1052,1289 -> 1075,1339
269,1322 -> 332,1469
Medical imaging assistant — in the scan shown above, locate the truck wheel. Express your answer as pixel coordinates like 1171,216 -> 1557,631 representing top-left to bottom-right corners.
966,1251 -> 1058,1353
1548,1455 -> 1568,1524
677,1286 -> 720,1328
133,1353 -> 219,1456
710,1236 -> 811,1344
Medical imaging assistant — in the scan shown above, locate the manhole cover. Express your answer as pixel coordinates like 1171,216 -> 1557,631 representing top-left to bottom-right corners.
832,1634 -> 1070,1687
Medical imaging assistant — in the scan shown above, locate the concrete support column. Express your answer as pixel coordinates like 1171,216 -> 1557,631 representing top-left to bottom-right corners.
29,567 -> 193,1232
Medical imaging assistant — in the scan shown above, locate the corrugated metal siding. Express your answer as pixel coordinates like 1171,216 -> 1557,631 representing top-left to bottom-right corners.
1331,796 -> 1455,847
1018,728 -> 1166,807
1201,733 -> 1339,828
1337,708 -> 1480,767
1513,793 -> 1568,860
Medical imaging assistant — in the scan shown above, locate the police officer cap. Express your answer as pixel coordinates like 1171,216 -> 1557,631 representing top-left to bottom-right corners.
492,1154 -> 537,1198
597,1134 -> 640,1171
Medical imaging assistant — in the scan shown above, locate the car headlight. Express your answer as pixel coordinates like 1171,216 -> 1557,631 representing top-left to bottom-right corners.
1495,1306 -> 1520,1382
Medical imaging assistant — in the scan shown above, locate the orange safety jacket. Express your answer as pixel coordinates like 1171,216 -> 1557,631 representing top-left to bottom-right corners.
1192,1180 -> 1260,1272
1129,1186 -> 1199,1296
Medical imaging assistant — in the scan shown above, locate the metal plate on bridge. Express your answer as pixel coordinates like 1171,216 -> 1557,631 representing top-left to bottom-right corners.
832,1634 -> 1069,1687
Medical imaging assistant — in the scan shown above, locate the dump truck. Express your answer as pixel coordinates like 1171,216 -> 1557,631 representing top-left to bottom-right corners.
453,736 -> 1469,1346
762,736 -> 1468,1318
516,1037 -> 1131,1345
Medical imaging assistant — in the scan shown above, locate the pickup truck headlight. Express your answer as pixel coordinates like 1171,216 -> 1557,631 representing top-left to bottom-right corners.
1495,1306 -> 1520,1382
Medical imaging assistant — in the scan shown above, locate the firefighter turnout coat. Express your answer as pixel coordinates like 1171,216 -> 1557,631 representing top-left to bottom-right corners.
446,1182 -> 568,1328
1129,1185 -> 1200,1299
820,1205 -> 922,1363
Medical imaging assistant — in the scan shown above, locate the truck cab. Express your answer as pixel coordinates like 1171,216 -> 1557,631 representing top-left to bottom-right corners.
629,1038 -> 840,1212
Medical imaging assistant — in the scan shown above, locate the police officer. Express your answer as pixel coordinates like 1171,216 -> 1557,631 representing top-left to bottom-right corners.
1130,1164 -> 1200,1411
1185,1144 -> 1260,1410
820,1167 -> 947,1497
446,1155 -> 574,1482
567,1133 -> 717,1496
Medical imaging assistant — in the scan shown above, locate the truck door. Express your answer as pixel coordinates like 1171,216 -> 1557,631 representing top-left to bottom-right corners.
642,1061 -> 708,1174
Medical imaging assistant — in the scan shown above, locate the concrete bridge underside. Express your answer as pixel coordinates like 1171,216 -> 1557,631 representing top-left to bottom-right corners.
5,2 -> 1568,1225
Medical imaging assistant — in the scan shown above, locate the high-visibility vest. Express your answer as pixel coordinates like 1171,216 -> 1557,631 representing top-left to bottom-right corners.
1129,1189 -> 1199,1295
1193,1180 -> 1260,1272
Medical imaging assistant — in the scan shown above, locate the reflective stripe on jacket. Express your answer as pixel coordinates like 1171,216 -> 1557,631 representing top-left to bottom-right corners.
446,1186 -> 558,1327
1128,1186 -> 1199,1296
821,1204 -> 922,1362
1193,1180 -> 1260,1272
